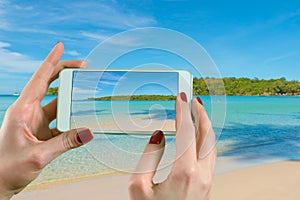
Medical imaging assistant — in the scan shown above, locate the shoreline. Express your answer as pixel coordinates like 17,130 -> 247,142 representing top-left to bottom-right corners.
24,171 -> 127,191
18,156 -> 288,192
13,159 -> 300,200
21,156 -> 240,191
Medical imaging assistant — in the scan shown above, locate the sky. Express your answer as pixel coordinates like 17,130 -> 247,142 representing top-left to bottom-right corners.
0,0 -> 300,94
72,71 -> 178,100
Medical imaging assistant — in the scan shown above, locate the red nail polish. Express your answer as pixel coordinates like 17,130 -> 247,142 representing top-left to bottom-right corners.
76,129 -> 93,144
149,130 -> 164,144
180,92 -> 187,102
76,134 -> 83,144
197,97 -> 203,105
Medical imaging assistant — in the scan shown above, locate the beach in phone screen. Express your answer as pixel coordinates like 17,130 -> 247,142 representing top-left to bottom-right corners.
71,71 -> 178,132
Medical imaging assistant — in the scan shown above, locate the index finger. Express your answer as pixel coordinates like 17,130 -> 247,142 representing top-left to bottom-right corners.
49,60 -> 88,83
19,42 -> 64,104
191,98 -> 216,160
173,92 -> 197,170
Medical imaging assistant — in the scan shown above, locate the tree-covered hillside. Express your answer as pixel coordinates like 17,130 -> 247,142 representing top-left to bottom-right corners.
88,95 -> 176,100
47,87 -> 58,95
47,77 -> 300,96
193,77 -> 300,96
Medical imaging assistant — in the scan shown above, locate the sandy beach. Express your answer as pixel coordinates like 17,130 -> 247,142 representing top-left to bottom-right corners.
12,159 -> 300,200
71,116 -> 176,132
211,161 -> 300,200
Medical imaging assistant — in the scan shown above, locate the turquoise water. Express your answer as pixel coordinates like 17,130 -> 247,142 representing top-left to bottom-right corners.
0,95 -> 57,122
221,96 -> 300,161
0,95 -> 57,128
0,95 -> 299,184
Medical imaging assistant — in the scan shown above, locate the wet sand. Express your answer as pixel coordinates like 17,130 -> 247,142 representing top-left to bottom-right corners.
12,159 -> 300,200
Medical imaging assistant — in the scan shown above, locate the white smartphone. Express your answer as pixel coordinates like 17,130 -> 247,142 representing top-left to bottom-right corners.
57,69 -> 193,134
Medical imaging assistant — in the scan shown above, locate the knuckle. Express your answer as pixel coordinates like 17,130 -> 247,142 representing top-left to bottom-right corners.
200,176 -> 213,193
128,177 -> 147,194
6,105 -> 14,114
213,147 -> 217,155
173,166 -> 199,184
62,131 -> 76,150
183,167 -> 199,181
6,103 -> 30,123
6,104 -> 18,119
29,150 -> 45,170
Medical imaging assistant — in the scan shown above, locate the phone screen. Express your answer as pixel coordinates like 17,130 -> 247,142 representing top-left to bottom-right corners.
70,71 -> 178,133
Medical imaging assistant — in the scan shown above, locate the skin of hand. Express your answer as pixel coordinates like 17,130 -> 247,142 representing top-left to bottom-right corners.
0,42 -> 94,200
129,92 -> 216,200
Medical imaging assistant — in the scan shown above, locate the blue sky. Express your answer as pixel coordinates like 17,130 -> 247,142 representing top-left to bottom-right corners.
72,71 -> 178,100
1,0 -> 300,94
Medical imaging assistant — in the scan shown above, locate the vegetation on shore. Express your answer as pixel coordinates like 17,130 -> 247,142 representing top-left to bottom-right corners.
87,95 -> 176,100
193,77 -> 300,96
46,87 -> 58,95
47,77 -> 300,97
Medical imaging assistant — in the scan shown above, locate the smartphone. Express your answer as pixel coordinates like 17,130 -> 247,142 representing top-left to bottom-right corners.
57,69 -> 193,134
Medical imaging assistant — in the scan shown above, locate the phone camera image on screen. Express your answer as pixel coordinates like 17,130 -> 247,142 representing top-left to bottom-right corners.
70,71 -> 179,133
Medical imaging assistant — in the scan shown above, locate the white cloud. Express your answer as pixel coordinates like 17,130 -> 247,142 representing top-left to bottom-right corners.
72,87 -> 98,100
0,41 -> 10,47
101,71 -> 126,81
72,87 -> 97,94
269,9 -> 300,26
14,5 -> 33,10
63,1 -> 156,29
14,28 -> 57,35
264,53 -> 296,64
65,50 -> 81,57
80,32 -> 111,41
0,1 -> 156,34
99,80 -> 118,86
0,0 -> 8,29
0,1 -> 156,78
81,31 -> 141,47
0,41 -> 42,73
0,0 -> 7,10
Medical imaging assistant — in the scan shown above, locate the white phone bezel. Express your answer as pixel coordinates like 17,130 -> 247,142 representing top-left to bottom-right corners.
57,68 -> 193,132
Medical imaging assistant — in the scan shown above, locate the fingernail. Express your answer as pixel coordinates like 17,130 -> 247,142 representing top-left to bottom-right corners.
180,92 -> 187,102
55,41 -> 61,46
197,97 -> 203,105
81,60 -> 88,68
149,130 -> 164,144
76,129 -> 93,144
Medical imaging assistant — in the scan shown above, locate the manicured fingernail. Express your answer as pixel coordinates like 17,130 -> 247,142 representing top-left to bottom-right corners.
76,129 -> 93,144
197,97 -> 203,105
180,92 -> 187,102
81,60 -> 88,68
149,130 -> 164,144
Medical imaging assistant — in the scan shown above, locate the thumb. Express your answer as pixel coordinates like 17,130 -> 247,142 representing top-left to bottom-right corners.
38,128 -> 94,166
129,130 -> 165,197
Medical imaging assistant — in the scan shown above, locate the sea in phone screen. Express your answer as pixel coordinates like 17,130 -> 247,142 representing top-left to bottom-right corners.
70,71 -> 178,133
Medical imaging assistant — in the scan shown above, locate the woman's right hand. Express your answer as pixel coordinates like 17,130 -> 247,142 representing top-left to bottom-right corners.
129,93 -> 216,200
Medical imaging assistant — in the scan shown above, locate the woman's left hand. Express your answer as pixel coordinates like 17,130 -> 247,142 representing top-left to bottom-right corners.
0,42 -> 94,199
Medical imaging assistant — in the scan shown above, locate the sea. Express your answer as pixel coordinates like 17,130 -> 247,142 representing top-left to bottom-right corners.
0,95 -> 299,185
